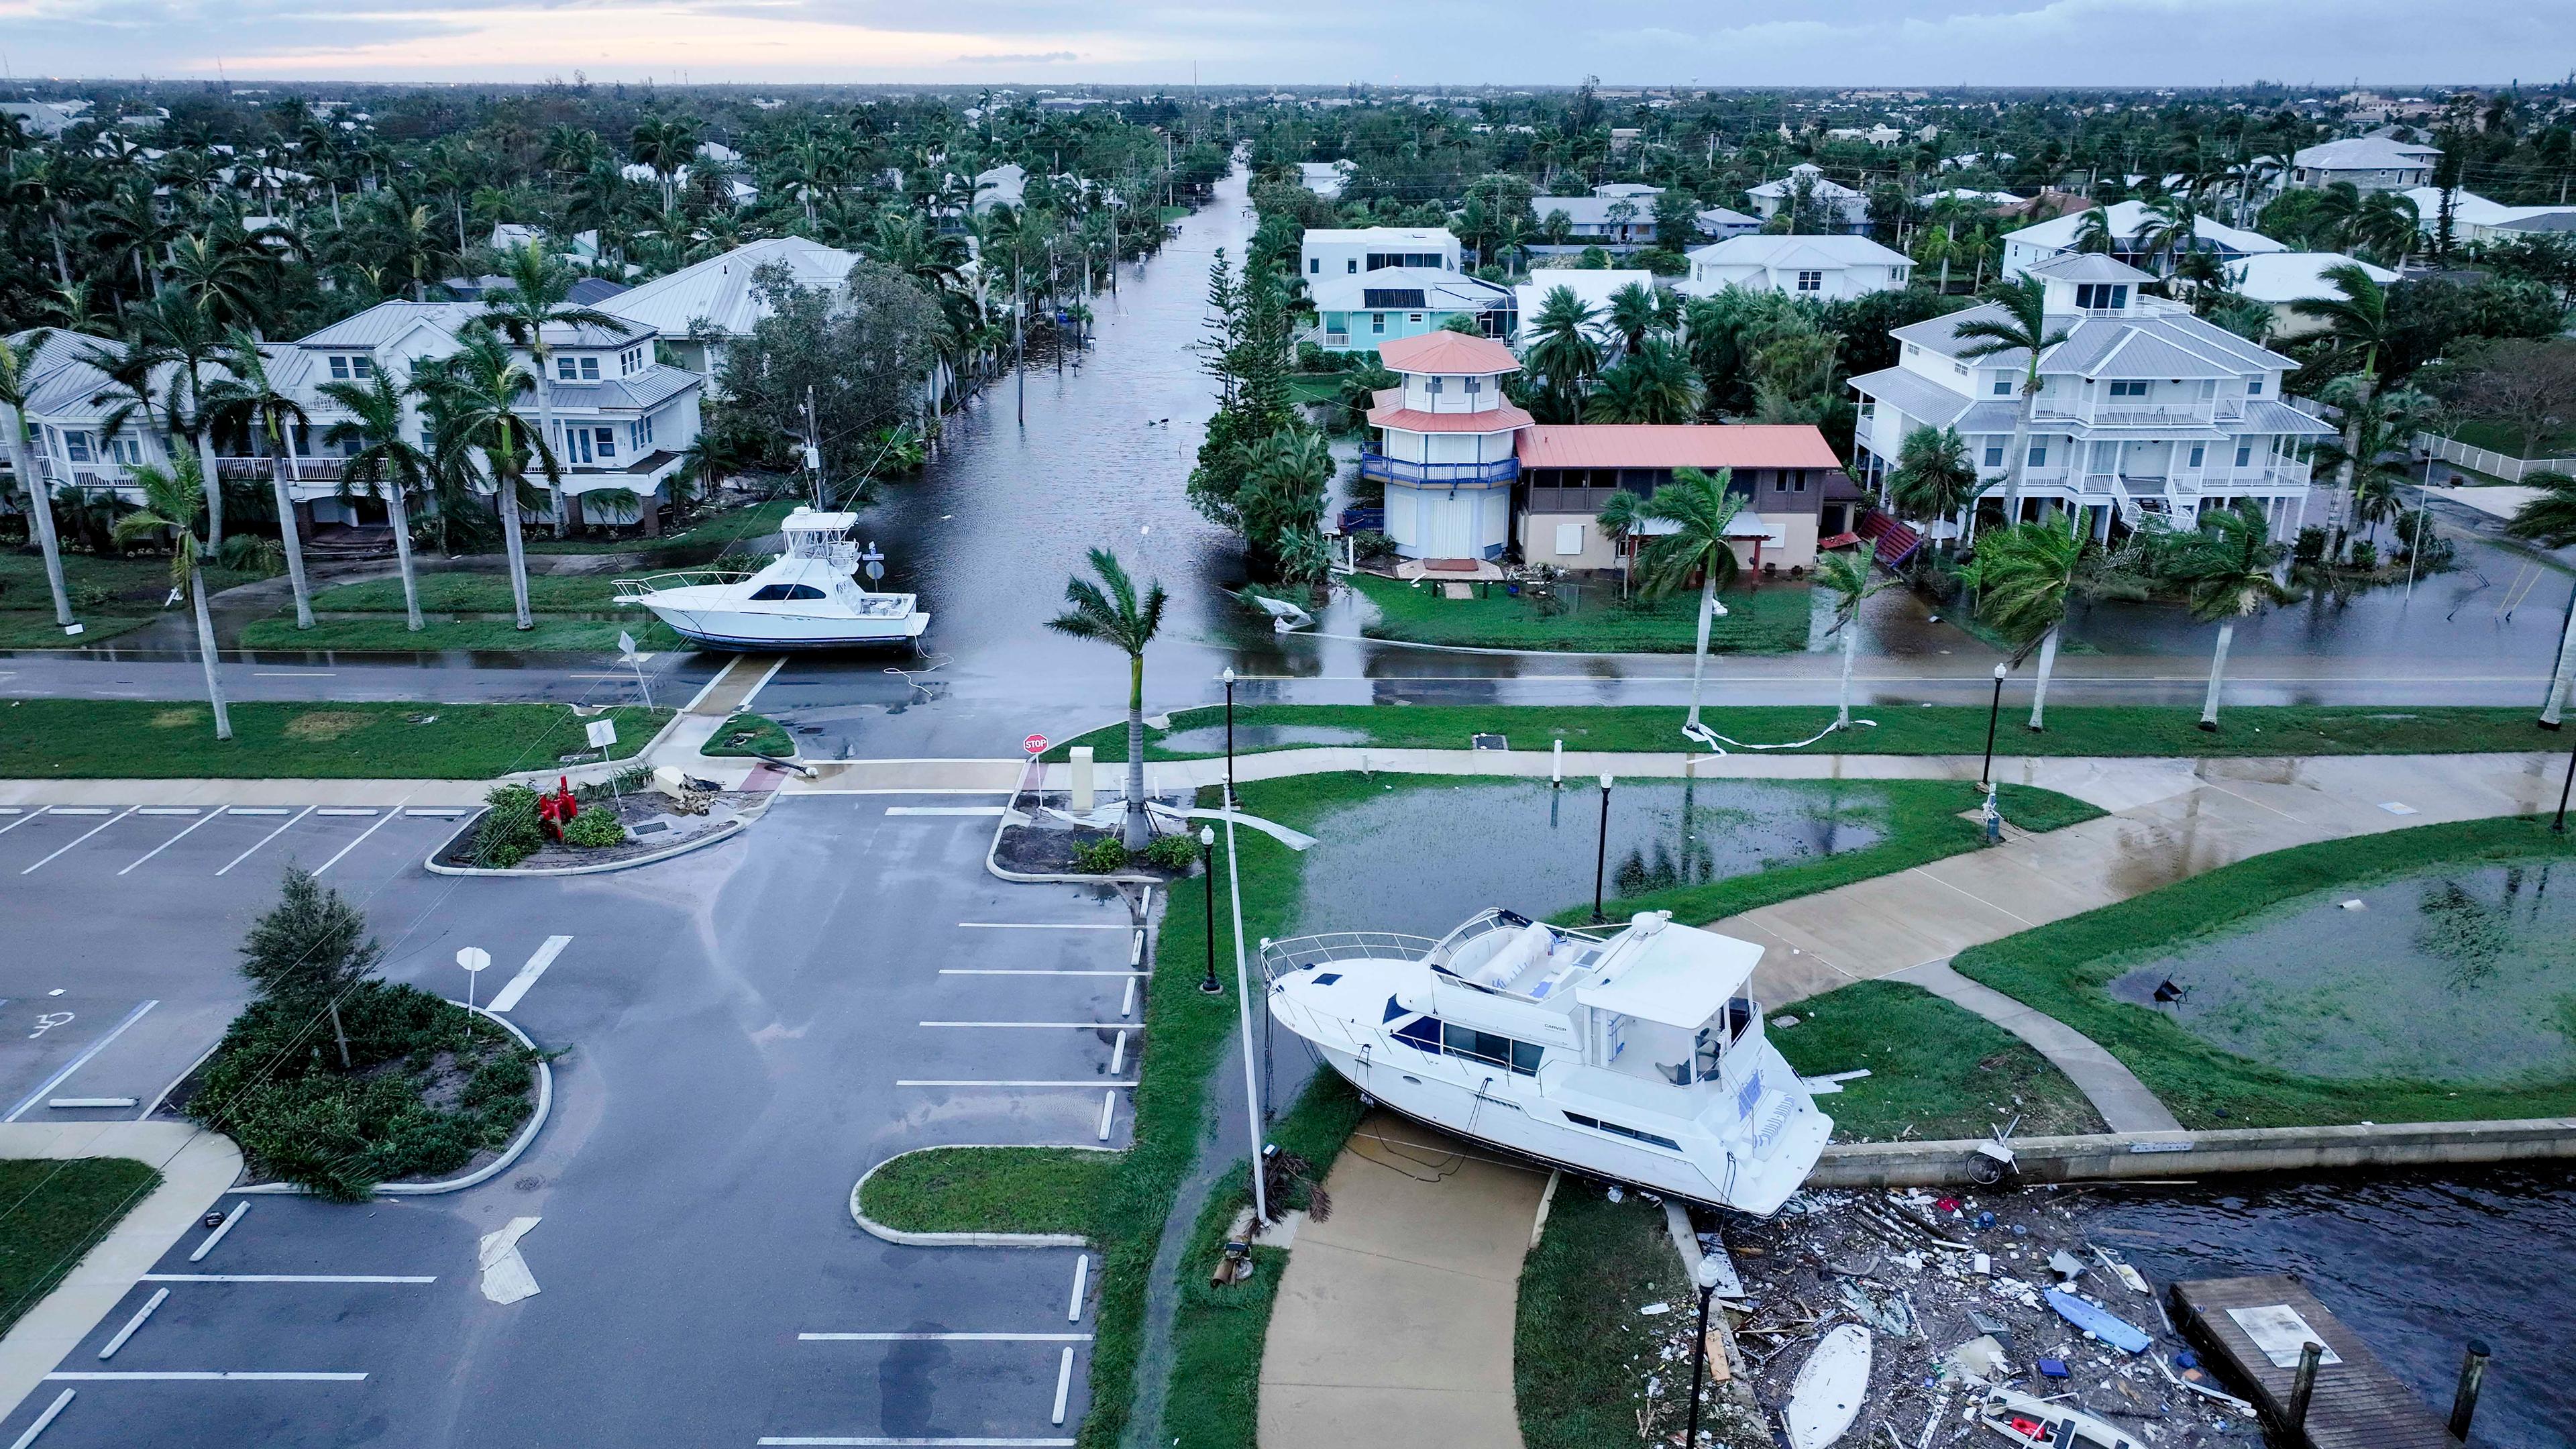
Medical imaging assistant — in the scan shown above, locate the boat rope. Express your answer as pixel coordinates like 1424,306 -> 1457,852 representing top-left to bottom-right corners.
884,654 -> 947,703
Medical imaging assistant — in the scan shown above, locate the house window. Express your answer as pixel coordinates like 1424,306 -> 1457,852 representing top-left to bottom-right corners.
106,435 -> 143,465
2189,444 -> 2206,468
2109,380 -> 2151,398
1346,258 -> 1358,273
328,354 -> 370,380
1427,378 -> 1444,395
1993,377 -> 2012,396
557,356 -> 600,382
1371,313 -> 1386,335
2235,439 -> 2255,468
1792,473 -> 1806,492
1308,258 -> 1319,274
1795,269 -> 1823,292
2075,283 -> 2129,310
593,426 -> 615,459
1984,442 -> 2006,468
2247,377 -> 2265,396
1409,313 -> 1424,325
629,413 -> 655,451
2028,444 -> 2047,467
1554,523 -> 1585,555
565,427 -> 590,464
620,345 -> 645,376
1464,378 -> 1481,395
328,356 -> 347,379
63,431 -> 91,463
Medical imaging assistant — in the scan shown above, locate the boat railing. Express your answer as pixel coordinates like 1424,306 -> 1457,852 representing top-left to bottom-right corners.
1259,931 -> 1440,983
610,568 -> 755,598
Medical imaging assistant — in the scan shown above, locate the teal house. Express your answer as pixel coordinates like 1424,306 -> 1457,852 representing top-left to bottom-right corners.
1307,268 -> 1517,354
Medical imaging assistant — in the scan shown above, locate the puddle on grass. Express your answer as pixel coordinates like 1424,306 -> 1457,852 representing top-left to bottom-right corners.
1286,777 -> 1887,938
1157,723 -> 1371,752
2107,861 -> 2576,1087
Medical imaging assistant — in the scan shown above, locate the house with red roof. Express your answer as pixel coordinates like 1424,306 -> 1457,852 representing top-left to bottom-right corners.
1356,331 -> 1850,572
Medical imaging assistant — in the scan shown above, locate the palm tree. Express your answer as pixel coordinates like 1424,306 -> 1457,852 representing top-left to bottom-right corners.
1605,282 -> 1660,354
1815,547 -> 1896,729
1046,547 -> 1167,848
2353,191 -> 2420,268
2290,262 -> 2396,539
1885,424 -> 1979,559
1,329 -> 76,629
476,241 -> 634,537
2176,502 -> 2298,730
319,371 -> 430,632
425,329 -> 554,630
630,114 -> 704,217
2072,207 -> 2116,256
1596,488 -> 1646,599
138,293 -> 234,549
111,454 -> 230,740
1523,285 -> 1602,417
2506,471 -> 2576,725
1952,274 -> 2072,526
1587,339 -> 1703,424
166,227 -> 272,335
1956,520 -> 2123,731
2311,386 -> 2436,553
2130,194 -> 2200,280
1633,467 -> 1747,741
205,333 -> 315,629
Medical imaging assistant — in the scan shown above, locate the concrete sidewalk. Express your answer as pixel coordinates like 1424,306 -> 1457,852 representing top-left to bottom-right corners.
1258,1113 -> 1550,1449
0,1123 -> 244,1424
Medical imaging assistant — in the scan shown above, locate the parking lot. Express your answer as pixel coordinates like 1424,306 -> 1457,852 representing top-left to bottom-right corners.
0,797 -> 1144,1448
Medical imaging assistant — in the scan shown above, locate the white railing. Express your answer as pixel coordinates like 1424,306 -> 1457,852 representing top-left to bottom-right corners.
610,568 -> 753,600
2415,432 -> 2576,484
1259,931 -> 1440,982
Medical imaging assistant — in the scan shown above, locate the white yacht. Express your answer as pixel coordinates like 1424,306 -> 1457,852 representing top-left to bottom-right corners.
1263,908 -> 1831,1216
614,508 -> 928,651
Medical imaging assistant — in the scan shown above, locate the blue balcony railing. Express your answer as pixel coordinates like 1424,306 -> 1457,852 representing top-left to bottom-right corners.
1357,452 -> 1519,487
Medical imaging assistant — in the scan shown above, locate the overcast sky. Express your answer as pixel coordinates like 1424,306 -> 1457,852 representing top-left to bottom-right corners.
3,0 -> 2568,89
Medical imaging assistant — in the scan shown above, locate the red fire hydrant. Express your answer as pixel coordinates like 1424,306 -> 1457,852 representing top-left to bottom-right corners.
537,775 -> 580,840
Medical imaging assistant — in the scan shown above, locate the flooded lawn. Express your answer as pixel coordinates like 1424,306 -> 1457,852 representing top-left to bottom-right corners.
2106,861 -> 2576,1087
1157,722 -> 1371,752
1285,776 -> 1887,937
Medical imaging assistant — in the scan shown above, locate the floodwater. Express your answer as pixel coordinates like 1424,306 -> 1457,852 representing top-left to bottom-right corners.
1157,723 -> 1370,752
2106,861 -> 2576,1085
2085,1169 -> 2576,1448
1279,775 -> 1886,940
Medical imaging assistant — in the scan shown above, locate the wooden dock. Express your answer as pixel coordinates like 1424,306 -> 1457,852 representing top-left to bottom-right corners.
2169,1275 -> 2460,1449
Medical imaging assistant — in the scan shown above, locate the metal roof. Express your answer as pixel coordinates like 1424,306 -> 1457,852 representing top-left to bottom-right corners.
1377,331 -> 1523,376
2025,252 -> 2151,282
1845,367 -> 1974,428
1686,234 -> 1911,270
1515,423 -> 1841,470
602,237 -> 860,339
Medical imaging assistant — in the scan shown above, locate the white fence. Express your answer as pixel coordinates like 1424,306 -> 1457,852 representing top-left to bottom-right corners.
2416,432 -> 2576,484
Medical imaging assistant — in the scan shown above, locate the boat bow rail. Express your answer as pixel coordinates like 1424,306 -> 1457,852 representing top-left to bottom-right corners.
1259,931 -> 1440,983
612,567 -> 755,600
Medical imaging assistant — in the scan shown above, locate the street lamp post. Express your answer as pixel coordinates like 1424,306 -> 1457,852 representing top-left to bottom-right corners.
1199,825 -> 1222,994
1979,663 -> 2007,792
1682,1254 -> 1727,1449
1223,797 -> 1267,1223
1220,666 -> 1238,809
1592,773 -> 1614,924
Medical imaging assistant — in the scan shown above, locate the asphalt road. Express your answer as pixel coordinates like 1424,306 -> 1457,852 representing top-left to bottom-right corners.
0,798 -> 1144,1449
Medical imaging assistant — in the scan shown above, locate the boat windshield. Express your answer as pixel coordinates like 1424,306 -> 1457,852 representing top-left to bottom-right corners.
1597,996 -> 1758,1087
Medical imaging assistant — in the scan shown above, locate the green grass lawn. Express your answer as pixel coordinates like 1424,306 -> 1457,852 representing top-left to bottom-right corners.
519,498 -> 798,555
1285,374 -> 1346,405
2449,419 -> 2576,460
0,699 -> 669,778
1348,572 -> 1813,653
1772,980 -> 2107,1141
858,1147 -> 1114,1236
0,1158 -> 163,1336
239,616 -> 687,651
702,712 -> 795,757
1515,1184 -> 1702,1449
1,549 -> 270,613
0,613 -> 152,647
310,573 -> 643,613
1053,703 -> 2562,763
1953,814 -> 2576,1129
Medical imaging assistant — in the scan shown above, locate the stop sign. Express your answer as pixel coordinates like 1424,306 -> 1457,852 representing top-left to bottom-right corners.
1024,733 -> 1049,755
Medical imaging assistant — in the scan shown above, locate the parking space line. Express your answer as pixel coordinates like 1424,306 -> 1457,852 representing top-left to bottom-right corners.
46,1361 -> 368,1371
487,936 -> 573,1014
796,1332 -> 1093,1342
189,1201 -> 249,1262
312,808 -> 380,817
406,808 -> 470,818
3,1001 -> 158,1123
1051,1346 -> 1074,1425
957,923 -> 1125,931
47,808 -> 111,816
21,806 -> 137,873
140,1273 -> 436,1283
895,1081 -> 1136,1089
0,807 -> 44,837
884,807 -> 1008,817
920,1022 -> 1135,1029
227,808 -> 291,816
938,970 -> 1147,977
217,806 -> 313,875
312,808 -> 403,876
133,808 -> 199,816
1067,1256 -> 1087,1323
44,1372 -> 367,1382
5,1389 -> 72,1449
97,1288 -> 169,1359
121,809 -> 223,874
755,1439 -> 1075,1447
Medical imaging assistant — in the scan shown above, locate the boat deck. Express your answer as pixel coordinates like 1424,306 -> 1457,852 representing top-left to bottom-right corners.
2168,1275 -> 2460,1449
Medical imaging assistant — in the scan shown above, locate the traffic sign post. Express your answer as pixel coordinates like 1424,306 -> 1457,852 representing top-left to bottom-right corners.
616,631 -> 654,709
456,947 -> 491,1010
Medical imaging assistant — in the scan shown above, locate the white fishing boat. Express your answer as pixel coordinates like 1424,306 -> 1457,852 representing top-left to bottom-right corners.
1262,908 -> 1831,1216
613,508 -> 928,651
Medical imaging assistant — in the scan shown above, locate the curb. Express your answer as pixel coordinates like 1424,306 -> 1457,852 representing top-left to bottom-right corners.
424,813 -> 749,877
234,1004 -> 553,1198
848,1144 -> 1116,1248
982,760 -> 1167,886
497,705 -> 691,789
1807,1114 -> 2576,1189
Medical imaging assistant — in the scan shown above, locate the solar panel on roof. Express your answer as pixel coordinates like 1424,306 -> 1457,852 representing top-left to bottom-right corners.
1362,288 -> 1427,309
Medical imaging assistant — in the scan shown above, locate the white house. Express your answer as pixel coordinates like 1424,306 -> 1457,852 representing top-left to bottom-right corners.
2222,253 -> 2401,338
1680,235 -> 1913,300
972,162 -> 1028,214
1529,183 -> 1668,252
1695,207 -> 1763,240
1511,270 -> 1658,349
602,235 -> 859,380
1299,227 -> 1461,282
1358,331 -> 1528,559
1847,253 -> 2337,543
2000,201 -> 2286,279
2400,186 -> 2576,246
2290,136 -> 2440,193
1743,164 -> 1870,234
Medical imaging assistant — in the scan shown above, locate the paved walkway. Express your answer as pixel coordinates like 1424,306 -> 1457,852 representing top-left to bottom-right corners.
1894,960 -> 2180,1132
1258,1113 -> 1550,1449
0,1123 -> 244,1425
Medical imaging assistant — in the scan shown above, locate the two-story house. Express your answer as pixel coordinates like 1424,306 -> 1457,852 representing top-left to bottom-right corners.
2290,136 -> 2441,194
1847,254 -> 2336,543
1307,271 -> 1517,354
2000,201 -> 2286,280
1743,164 -> 1870,234
603,235 -> 860,382
1679,235 -> 1913,300
1298,227 -> 1462,282
1359,331 -> 1529,559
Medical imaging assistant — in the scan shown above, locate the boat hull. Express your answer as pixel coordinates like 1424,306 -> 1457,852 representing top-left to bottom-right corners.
640,602 -> 930,652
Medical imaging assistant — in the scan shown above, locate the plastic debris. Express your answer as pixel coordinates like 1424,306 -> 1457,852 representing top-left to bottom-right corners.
2037,1358 -> 2070,1379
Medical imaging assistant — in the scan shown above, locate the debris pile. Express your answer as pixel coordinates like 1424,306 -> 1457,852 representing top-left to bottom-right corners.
1697,1185 -> 2267,1447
